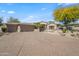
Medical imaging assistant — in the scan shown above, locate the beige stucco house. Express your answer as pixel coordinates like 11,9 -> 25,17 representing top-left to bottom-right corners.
40,21 -> 57,32
46,24 -> 57,32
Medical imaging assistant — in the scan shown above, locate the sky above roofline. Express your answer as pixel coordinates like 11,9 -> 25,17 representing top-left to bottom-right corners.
0,3 -> 77,23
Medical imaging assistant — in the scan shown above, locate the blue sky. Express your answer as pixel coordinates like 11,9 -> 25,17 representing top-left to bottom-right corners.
0,3 -> 76,23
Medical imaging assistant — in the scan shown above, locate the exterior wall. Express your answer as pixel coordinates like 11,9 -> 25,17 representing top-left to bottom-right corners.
46,24 -> 57,32
73,27 -> 79,31
20,24 -> 34,32
6,24 -> 18,32
6,24 -> 34,32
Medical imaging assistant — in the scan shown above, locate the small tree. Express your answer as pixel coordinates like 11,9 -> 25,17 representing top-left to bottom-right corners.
7,17 -> 20,23
1,24 -> 7,32
48,21 -> 55,24
33,22 -> 45,32
0,17 -> 3,26
34,22 -> 45,28
54,5 -> 79,32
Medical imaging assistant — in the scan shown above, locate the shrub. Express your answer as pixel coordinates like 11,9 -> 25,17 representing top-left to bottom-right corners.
70,29 -> 74,33
76,33 -> 79,38
62,29 -> 67,33
71,33 -> 75,37
1,25 -> 7,32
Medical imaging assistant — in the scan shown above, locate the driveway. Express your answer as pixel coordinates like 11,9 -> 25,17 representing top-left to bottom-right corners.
0,32 -> 79,56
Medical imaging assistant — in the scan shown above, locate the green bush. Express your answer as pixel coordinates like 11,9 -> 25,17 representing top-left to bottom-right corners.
71,33 -> 75,37
70,29 -> 74,33
62,29 -> 67,33
1,25 -> 7,32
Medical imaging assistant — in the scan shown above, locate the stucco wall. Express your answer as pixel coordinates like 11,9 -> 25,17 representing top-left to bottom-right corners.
20,24 -> 34,32
6,24 -> 34,32
6,24 -> 18,32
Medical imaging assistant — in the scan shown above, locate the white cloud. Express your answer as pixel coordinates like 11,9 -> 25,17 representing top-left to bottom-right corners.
57,3 -> 75,6
26,15 -> 37,20
0,10 -> 15,14
1,10 -> 6,13
41,8 -> 47,11
23,15 -> 43,23
22,15 -> 50,23
7,11 -> 15,14
26,15 -> 40,19
64,3 -> 74,6
6,3 -> 14,5
28,16 -> 34,18
57,3 -> 63,6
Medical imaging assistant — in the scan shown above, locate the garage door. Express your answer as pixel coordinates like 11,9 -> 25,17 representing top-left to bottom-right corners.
6,24 -> 18,32
20,24 -> 34,32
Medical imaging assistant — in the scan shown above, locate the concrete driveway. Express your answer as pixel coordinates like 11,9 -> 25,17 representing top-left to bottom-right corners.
0,32 -> 79,56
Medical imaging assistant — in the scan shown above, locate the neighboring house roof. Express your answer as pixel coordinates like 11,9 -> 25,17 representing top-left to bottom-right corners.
5,23 -> 34,25
40,21 -> 47,25
47,24 -> 57,26
40,22 -> 47,25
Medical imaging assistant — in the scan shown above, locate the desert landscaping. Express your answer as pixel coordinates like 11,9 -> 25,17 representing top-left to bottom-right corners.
0,3 -> 79,56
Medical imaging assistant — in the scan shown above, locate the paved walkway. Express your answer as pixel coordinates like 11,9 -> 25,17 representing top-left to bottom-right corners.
0,32 -> 79,56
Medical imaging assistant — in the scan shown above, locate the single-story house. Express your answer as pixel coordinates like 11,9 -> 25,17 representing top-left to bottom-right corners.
39,21 -> 57,32
6,23 -> 34,32
73,26 -> 79,31
46,24 -> 57,32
